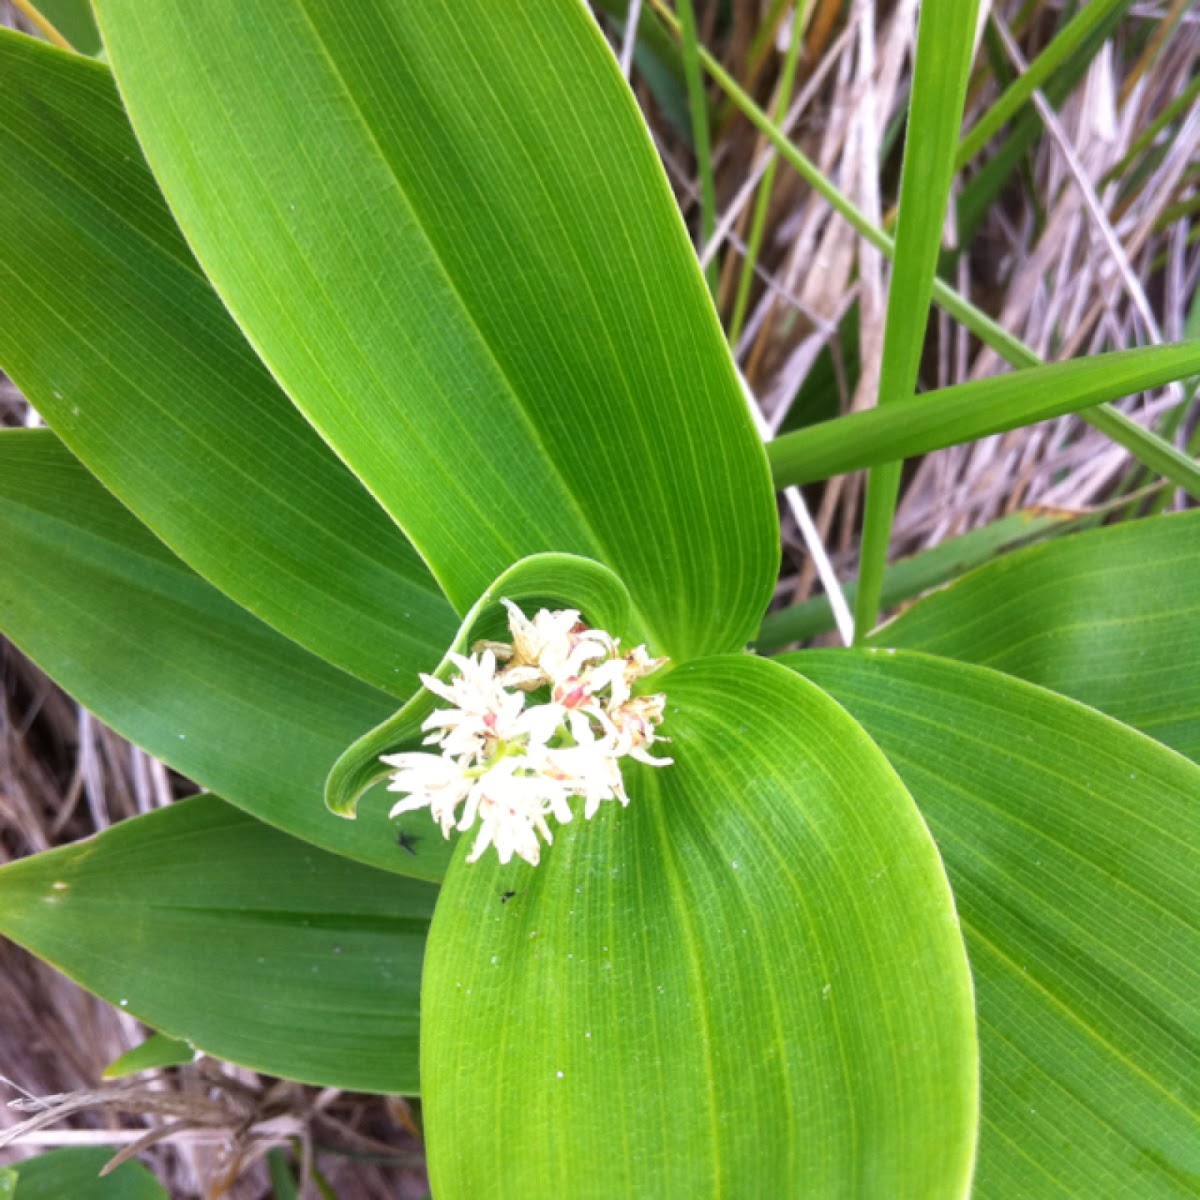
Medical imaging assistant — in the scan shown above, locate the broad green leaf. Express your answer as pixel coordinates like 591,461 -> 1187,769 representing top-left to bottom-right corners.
0,429 -> 450,880
327,551 -> 636,820
0,796 -> 435,1093
786,649 -> 1200,1198
7,1149 -> 165,1200
767,343 -> 1200,487
855,0 -> 979,639
422,655 -> 977,1198
0,31 -> 456,697
93,0 -> 779,661
871,512 -> 1200,761
756,506 -> 1083,649
102,1032 -> 194,1080
0,1169 -> 14,1200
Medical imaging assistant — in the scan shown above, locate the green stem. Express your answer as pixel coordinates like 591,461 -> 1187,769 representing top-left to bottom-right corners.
766,345 -> 1200,493
854,0 -> 980,641
728,1 -> 808,347
956,0 -> 1131,166
1101,71 -> 1200,188
675,0 -> 719,297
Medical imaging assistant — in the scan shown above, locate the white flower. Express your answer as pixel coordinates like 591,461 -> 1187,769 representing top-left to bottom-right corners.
379,600 -> 672,866
503,600 -> 580,675
608,694 -> 673,766
541,718 -> 628,820
381,751 -> 472,837
418,651 -> 513,758
459,758 -> 571,867
422,649 -> 504,711
485,599 -> 617,691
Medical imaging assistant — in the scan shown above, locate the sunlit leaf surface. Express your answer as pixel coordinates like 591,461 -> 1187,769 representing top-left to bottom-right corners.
0,429 -> 449,880
94,0 -> 779,660
869,511 -> 1200,760
423,655 -> 978,1198
789,649 -> 1200,1198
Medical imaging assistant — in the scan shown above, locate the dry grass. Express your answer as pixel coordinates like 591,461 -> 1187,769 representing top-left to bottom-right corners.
0,0 -> 1197,1195
620,0 -> 1199,615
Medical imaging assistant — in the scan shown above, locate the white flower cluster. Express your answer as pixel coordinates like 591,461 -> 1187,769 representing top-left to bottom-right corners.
381,601 -> 672,867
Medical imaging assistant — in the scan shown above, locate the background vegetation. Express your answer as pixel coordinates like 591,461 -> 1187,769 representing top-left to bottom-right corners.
1,1 -> 1196,1195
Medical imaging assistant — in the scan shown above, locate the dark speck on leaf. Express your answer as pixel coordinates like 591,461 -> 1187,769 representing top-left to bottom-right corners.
396,829 -> 421,856
500,890 -> 517,904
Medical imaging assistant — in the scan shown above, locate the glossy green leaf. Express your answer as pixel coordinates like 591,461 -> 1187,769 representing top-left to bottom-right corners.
327,551 -> 636,820
7,1149 -> 165,1200
0,796 -> 435,1093
422,655 -> 978,1198
768,342 -> 1200,487
93,0 -> 779,661
855,0 -> 979,639
0,429 -> 449,880
786,649 -> 1200,1198
871,512 -> 1200,761
102,1032 -> 194,1080
0,31 -> 456,697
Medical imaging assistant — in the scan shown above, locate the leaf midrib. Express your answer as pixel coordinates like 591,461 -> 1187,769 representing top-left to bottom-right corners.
222,0 -> 660,645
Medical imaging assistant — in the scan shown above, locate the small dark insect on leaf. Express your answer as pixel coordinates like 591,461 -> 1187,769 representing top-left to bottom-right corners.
396,829 -> 421,857
500,890 -> 517,904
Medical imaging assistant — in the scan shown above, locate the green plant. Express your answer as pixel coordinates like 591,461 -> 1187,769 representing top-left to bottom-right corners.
0,1148 -> 166,1199
0,3 -> 1196,1196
